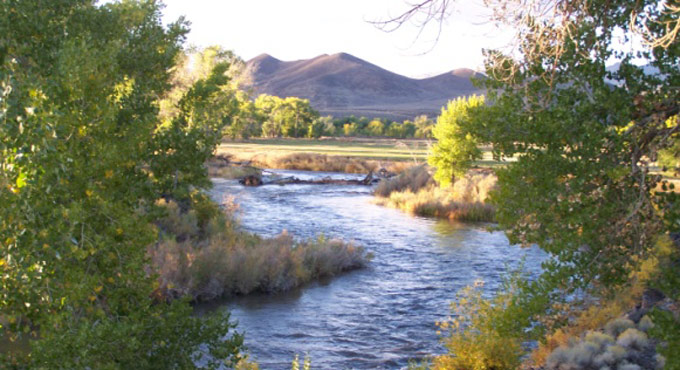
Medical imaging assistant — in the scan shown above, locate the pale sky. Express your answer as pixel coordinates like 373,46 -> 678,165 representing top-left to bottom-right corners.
159,0 -> 513,78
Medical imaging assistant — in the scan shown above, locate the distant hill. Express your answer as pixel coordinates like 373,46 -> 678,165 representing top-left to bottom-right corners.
239,52 -> 484,120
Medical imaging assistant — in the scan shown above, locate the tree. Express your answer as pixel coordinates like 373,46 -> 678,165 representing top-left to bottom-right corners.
255,94 -> 282,137
0,1 -> 243,367
307,116 -> 327,138
658,127 -> 680,174
428,95 -> 484,186
366,119 -> 385,136
279,97 -> 319,138
413,115 -> 435,139
401,120 -> 417,138
159,46 -> 243,124
222,90 -> 261,139
316,115 -> 336,136
343,122 -> 359,136
384,0 -> 680,358
384,121 -> 404,138
251,95 -> 319,138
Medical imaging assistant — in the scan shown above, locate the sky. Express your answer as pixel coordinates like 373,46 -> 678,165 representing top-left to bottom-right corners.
158,0 -> 513,78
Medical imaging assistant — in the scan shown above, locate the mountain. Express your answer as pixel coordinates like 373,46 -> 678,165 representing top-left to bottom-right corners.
239,52 -> 484,120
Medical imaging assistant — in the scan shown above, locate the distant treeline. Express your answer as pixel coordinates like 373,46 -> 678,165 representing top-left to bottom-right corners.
224,93 -> 435,139
166,47 -> 436,140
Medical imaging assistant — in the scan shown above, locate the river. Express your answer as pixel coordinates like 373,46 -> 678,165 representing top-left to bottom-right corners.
206,169 -> 546,369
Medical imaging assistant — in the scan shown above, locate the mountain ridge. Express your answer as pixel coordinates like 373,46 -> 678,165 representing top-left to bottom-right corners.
239,52 -> 484,120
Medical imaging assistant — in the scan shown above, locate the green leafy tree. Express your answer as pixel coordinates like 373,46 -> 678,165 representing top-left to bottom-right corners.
343,122 -> 359,136
366,119 -> 385,136
159,46 -> 242,124
428,95 -> 484,186
413,115 -> 435,139
252,94 -> 319,138
255,94 -> 282,137
384,122 -> 404,138
657,121 -> 679,175
388,0 -> 680,362
279,97 -> 319,138
224,90 -> 262,139
316,115 -> 336,136
0,1 -> 243,367
402,120 -> 417,138
307,117 -> 325,138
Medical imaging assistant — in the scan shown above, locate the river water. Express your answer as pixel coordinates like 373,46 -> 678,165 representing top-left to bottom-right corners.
207,169 -> 546,369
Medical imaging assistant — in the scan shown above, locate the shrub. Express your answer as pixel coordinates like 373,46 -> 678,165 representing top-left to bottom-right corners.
374,170 -> 497,222
545,317 -> 661,370
531,236 -> 675,366
433,274 -> 528,370
150,200 -> 372,301
374,165 -> 433,197
617,328 -> 649,350
605,318 -> 636,337
638,316 -> 655,332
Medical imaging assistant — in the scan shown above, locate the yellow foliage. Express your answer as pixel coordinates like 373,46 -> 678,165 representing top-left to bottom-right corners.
433,284 -> 523,370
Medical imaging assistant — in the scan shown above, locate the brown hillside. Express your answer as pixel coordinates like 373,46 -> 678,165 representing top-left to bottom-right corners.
239,52 -> 484,120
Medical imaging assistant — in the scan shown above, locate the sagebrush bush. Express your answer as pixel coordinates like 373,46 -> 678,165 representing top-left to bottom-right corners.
616,328 -> 649,350
150,198 -> 371,301
605,318 -> 636,337
545,317 -> 663,370
638,316 -> 654,332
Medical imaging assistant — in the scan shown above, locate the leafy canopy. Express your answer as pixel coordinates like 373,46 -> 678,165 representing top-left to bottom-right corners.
0,0 -> 244,367
394,0 -> 679,354
428,95 -> 484,186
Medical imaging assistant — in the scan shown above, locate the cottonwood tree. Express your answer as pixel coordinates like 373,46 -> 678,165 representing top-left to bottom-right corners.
254,94 -> 320,138
0,1 -> 244,367
381,0 -> 679,361
428,95 -> 484,186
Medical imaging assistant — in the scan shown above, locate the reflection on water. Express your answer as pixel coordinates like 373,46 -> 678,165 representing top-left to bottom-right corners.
207,169 -> 546,369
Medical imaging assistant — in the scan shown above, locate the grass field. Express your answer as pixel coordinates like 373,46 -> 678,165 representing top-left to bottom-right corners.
217,138 -> 430,161
216,137 -> 510,168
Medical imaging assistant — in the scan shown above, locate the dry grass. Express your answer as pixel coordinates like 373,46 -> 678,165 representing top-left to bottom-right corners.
223,151 -> 413,174
149,198 -> 371,301
373,165 -> 434,197
206,156 -> 262,179
216,137 -> 426,174
374,169 -> 497,222
208,164 -> 262,179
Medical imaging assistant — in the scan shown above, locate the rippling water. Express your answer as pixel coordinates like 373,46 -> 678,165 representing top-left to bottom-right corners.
205,170 -> 546,369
